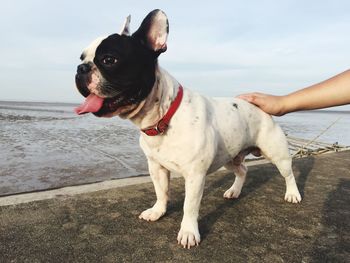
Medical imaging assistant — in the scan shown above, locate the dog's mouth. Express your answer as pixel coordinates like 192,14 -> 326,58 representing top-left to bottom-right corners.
75,93 -> 138,117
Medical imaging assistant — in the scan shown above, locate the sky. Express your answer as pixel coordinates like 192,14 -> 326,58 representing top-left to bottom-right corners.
0,0 -> 349,110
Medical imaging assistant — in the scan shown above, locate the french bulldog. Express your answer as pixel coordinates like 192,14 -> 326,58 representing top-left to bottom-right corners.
75,9 -> 301,249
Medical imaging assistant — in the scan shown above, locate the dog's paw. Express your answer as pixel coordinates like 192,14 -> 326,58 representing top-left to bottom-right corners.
223,187 -> 241,199
177,223 -> 200,249
284,190 -> 302,203
139,208 -> 165,222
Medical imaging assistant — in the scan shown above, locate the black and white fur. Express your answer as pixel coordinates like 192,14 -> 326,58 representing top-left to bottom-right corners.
75,10 -> 301,249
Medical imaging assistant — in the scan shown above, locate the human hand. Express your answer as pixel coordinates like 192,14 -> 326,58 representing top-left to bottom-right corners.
237,93 -> 287,116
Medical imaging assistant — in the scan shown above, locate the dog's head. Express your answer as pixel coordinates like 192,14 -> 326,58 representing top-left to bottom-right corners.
75,9 -> 169,117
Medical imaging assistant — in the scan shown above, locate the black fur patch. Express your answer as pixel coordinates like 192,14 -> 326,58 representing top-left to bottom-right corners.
80,53 -> 86,61
75,10 -> 169,117
95,34 -> 156,97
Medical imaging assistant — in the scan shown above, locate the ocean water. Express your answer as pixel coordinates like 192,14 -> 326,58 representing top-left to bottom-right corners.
275,110 -> 350,146
0,101 -> 349,195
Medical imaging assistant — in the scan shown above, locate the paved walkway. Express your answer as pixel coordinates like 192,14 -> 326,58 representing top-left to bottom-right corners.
1,151 -> 349,262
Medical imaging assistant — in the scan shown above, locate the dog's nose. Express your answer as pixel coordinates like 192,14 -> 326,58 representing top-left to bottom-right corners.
77,63 -> 92,74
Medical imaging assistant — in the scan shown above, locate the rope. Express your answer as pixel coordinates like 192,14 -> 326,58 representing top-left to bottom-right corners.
292,116 -> 343,158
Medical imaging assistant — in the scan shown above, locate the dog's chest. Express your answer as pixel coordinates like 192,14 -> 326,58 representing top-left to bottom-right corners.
140,137 -> 187,172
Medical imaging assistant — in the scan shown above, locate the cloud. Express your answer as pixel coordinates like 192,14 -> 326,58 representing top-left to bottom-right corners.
0,0 -> 349,107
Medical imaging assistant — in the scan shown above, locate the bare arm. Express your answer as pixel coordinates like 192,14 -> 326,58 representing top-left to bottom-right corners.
238,69 -> 350,116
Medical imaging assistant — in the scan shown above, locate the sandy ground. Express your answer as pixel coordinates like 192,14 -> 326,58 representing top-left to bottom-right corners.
0,151 -> 349,262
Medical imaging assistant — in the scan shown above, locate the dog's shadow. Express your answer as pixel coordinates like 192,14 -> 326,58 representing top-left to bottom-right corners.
199,168 -> 276,240
294,156 -> 315,197
166,157 -> 314,241
165,166 -> 276,240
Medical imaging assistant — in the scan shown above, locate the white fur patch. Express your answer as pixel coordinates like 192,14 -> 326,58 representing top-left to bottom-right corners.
82,36 -> 106,63
87,71 -> 102,95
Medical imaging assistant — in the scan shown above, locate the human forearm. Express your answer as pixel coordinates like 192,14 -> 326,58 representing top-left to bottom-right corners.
280,69 -> 350,114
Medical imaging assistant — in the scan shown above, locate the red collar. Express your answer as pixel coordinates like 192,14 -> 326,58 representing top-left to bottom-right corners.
142,86 -> 184,136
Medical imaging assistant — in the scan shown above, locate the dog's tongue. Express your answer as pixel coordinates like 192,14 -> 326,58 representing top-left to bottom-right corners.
75,94 -> 104,115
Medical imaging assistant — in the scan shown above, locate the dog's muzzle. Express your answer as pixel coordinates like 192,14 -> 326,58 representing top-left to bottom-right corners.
75,63 -> 92,97
77,63 -> 92,75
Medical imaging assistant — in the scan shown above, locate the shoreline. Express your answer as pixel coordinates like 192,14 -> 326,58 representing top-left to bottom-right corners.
2,149 -> 349,206
1,100 -> 349,113
0,158 -> 274,206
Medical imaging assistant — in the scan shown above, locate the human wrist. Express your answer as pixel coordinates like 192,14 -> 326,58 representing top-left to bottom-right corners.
278,95 -> 294,115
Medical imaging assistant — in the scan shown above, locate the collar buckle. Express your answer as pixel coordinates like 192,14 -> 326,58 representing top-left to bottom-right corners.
141,86 -> 183,136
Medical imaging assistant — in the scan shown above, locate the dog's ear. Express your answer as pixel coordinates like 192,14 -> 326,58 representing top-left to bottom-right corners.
132,9 -> 169,56
120,15 -> 131,36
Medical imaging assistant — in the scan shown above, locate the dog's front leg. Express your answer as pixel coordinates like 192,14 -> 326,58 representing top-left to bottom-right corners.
139,158 -> 170,221
177,173 -> 206,249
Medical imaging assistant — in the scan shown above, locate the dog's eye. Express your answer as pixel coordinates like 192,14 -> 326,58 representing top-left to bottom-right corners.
102,56 -> 118,65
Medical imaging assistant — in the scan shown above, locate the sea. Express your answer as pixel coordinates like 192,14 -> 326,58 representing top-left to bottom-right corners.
0,100 -> 349,196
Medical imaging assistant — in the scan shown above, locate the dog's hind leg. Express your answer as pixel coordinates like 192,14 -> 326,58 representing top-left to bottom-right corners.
139,158 -> 170,221
223,155 -> 248,199
256,123 -> 302,203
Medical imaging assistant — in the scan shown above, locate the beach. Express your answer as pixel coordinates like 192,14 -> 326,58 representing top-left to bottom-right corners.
0,101 -> 147,196
1,101 -> 349,196
1,151 -> 349,262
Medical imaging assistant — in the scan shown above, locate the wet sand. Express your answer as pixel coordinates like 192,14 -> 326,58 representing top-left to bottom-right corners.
0,101 -> 148,196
